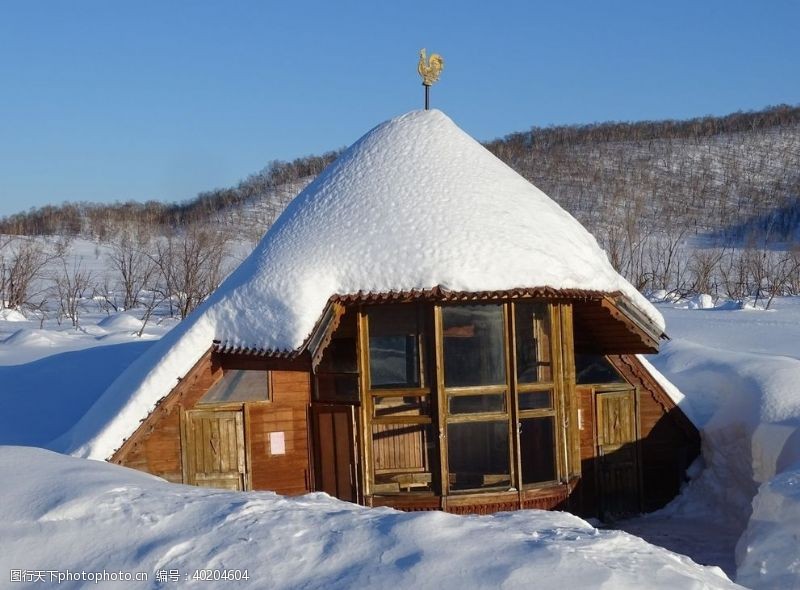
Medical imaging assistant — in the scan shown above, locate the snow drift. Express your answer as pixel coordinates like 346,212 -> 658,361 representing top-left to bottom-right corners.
0,446 -> 738,590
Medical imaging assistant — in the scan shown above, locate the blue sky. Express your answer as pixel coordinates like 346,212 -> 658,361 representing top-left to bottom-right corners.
1,0 -> 798,216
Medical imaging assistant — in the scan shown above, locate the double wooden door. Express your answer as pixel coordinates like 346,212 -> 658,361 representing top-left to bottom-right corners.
182,409 -> 247,491
311,404 -> 358,502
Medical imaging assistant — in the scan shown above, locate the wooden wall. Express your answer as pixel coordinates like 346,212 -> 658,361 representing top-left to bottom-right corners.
611,355 -> 700,512
111,350 -> 222,482
247,370 -> 311,495
111,351 -> 312,496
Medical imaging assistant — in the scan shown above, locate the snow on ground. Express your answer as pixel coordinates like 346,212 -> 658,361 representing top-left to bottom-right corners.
3,296 -> 800,588
615,297 -> 800,588
0,446 -> 738,590
0,307 -> 171,444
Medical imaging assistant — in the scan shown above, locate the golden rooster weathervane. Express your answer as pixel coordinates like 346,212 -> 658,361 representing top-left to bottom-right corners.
418,48 -> 444,110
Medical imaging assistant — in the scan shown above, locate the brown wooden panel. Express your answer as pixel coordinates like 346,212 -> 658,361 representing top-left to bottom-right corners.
248,400 -> 311,495
372,423 -> 426,473
311,404 -> 356,502
113,350 -> 224,482
596,389 -> 640,519
184,409 -> 246,490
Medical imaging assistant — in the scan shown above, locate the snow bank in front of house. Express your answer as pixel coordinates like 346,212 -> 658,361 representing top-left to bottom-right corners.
56,108 -> 662,461
0,446 -> 738,590
645,301 -> 800,588
736,468 -> 800,588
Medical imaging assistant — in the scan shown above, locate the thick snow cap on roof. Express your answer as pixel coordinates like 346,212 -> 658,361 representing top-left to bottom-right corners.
57,109 -> 664,459
213,108 -> 663,349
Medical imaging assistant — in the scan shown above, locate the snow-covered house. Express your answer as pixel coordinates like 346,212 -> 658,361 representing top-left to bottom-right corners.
59,110 -> 698,519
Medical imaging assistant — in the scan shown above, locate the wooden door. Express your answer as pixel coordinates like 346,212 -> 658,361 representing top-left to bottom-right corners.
311,404 -> 358,502
183,409 -> 247,491
595,389 -> 640,520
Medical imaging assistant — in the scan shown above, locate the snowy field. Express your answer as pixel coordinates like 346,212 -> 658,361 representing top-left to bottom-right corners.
2,296 -> 800,588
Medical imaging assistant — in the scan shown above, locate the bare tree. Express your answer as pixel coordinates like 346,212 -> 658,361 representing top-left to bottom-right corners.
153,224 -> 229,319
0,236 -> 58,310
52,257 -> 94,328
107,224 -> 158,310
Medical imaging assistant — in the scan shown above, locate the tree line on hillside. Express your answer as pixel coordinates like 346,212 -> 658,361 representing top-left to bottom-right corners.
0,151 -> 341,239
0,225 -> 232,331
1,105 -> 800,315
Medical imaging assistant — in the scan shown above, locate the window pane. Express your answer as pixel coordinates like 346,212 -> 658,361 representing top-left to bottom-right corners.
374,395 -> 430,418
515,303 -> 552,383
442,305 -> 506,388
575,354 -> 626,385
372,423 -> 436,493
447,421 -> 510,491
200,370 -> 269,403
448,393 -> 505,415
369,306 -> 422,389
518,390 -> 552,411
314,374 -> 359,402
519,416 -> 557,485
318,337 -> 357,374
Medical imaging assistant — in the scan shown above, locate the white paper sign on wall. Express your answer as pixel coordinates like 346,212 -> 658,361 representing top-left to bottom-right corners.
269,431 -> 286,455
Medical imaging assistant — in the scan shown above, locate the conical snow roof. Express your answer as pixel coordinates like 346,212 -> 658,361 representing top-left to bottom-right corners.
56,109 -> 664,459
210,108 -> 662,350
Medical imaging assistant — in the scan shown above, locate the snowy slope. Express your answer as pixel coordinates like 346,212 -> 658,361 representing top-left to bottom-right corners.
0,446 -> 739,590
4,294 -> 800,587
55,108 -> 663,462
639,299 -> 800,588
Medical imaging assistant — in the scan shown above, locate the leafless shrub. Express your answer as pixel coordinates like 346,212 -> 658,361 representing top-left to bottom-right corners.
107,224 -> 158,310
152,224 -> 229,319
0,236 -> 57,310
52,257 -> 94,328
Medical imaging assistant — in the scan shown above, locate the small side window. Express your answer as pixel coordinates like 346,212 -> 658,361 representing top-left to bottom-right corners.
575,355 -> 626,385
200,370 -> 270,404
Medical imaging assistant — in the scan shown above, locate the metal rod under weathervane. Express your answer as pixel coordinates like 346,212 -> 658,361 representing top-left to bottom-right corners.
418,48 -> 444,110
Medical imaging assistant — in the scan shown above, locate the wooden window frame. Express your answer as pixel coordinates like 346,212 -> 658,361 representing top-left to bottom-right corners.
195,369 -> 273,409
439,302 -> 515,494
358,299 -> 574,499
509,303 -> 564,489
360,305 -> 435,496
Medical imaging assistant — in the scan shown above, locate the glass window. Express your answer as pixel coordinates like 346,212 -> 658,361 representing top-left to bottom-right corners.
575,355 -> 626,385
318,337 -> 357,374
515,303 -> 552,383
442,305 -> 506,387
448,393 -> 506,415
373,395 -> 430,418
518,390 -> 552,411
519,416 -> 557,484
447,421 -> 511,491
315,373 -> 359,402
315,311 -> 359,403
368,306 -> 422,389
200,370 -> 269,404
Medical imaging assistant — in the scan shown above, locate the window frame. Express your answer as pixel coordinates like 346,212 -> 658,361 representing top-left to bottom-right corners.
358,299 -> 570,499
361,304 -> 437,495
509,302 -> 563,488
438,302 -> 516,493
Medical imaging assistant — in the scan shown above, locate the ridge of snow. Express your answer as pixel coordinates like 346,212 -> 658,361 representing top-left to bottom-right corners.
55,108 -> 663,460
0,446 -> 739,590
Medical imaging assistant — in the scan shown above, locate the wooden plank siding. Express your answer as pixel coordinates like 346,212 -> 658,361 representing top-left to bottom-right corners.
111,350 -> 222,482
608,355 -> 700,512
247,370 -> 311,495
112,349 -> 312,495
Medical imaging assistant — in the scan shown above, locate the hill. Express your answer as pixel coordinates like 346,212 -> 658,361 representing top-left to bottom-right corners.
2,105 -> 800,316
